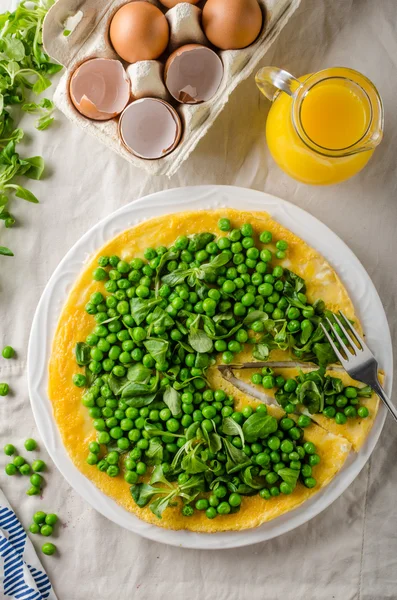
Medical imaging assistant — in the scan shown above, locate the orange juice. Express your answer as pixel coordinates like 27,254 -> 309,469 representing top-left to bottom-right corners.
300,79 -> 370,150
257,67 -> 384,185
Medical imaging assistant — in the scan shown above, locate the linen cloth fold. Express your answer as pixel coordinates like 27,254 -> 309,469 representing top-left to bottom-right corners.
0,489 -> 57,600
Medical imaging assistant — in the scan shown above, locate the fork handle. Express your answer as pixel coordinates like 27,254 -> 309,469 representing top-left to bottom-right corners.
371,380 -> 397,423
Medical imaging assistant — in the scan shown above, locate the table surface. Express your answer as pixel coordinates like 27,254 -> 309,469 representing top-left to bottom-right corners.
1,0 -> 396,599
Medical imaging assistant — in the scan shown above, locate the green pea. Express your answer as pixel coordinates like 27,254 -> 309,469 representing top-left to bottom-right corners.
30,523 -> 40,534
40,524 -> 53,536
297,415 -> 311,428
124,470 -> 139,484
280,417 -> 294,431
217,501 -> 231,515
45,513 -> 58,526
308,454 -> 320,467
280,482 -> 293,494
344,386 -> 358,399
42,543 -> 57,555
20,463 -> 31,476
344,406 -> 357,418
30,473 -> 43,487
205,506 -> 217,519
304,477 -> 317,488
24,438 -> 37,451
2,346 -> 15,359
335,412 -> 347,425
13,456 -> 25,467
229,493 -> 242,507
0,383 -> 9,396
32,459 -> 46,472
218,218 -> 231,231
4,444 -> 15,456
260,488 -> 271,500
280,439 -> 293,454
5,463 -> 17,475
303,441 -> 316,455
262,375 -> 275,389
323,406 -> 336,418
195,499 -> 209,511
358,406 -> 369,418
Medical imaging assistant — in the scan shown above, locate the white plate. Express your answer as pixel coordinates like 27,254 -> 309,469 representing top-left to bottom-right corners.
27,185 -> 393,549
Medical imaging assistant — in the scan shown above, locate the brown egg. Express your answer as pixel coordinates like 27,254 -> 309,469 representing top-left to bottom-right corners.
109,2 -> 169,63
159,0 -> 199,7
202,0 -> 263,50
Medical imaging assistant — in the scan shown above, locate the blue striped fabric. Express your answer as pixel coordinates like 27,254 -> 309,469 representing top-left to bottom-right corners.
0,500 -> 57,600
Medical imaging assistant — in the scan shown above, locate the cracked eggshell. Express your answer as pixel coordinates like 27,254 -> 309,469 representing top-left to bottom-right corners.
159,0 -> 199,7
69,58 -> 130,120
109,2 -> 169,63
164,44 -> 224,104
118,98 -> 182,160
126,61 -> 169,101
166,3 -> 208,51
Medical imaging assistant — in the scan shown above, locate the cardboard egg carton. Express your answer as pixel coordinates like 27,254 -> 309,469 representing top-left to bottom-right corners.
43,0 -> 300,177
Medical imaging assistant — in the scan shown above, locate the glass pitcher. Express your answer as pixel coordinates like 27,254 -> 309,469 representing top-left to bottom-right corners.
255,66 -> 384,185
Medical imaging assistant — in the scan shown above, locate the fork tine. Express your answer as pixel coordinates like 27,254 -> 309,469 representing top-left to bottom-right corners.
338,311 -> 366,351
333,314 -> 361,353
320,323 -> 348,365
324,316 -> 356,357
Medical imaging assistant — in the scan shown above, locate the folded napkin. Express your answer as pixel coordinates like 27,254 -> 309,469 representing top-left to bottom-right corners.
0,489 -> 57,600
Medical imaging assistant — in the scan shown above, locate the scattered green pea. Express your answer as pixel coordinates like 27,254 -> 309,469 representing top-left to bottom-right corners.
2,346 -> 15,359
24,438 -> 37,452
42,543 -> 57,556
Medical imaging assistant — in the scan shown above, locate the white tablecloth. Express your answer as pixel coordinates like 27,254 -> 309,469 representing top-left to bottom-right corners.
1,0 -> 397,598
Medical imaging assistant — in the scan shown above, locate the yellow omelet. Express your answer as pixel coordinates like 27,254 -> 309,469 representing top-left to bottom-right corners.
48,209 -> 376,532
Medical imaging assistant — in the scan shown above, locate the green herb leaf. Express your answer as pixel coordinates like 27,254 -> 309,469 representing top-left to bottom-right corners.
223,439 -> 251,474
4,184 -> 39,203
74,342 -> 91,366
150,464 -> 173,487
163,386 -> 181,417
252,343 -> 270,360
145,438 -> 164,465
278,468 -> 299,490
130,483 -> 168,508
242,466 -> 266,490
313,342 -> 337,366
298,380 -> 323,414
130,297 -> 162,325
188,328 -> 213,353
242,413 -> 278,443
143,338 -> 169,364
125,392 -> 158,408
0,245 -> 13,256
221,416 -> 245,447
127,363 -> 152,384
21,156 -> 45,180
357,385 -> 372,398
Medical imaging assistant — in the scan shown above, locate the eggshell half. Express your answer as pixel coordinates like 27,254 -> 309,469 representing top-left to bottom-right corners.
109,2 -> 169,63
69,58 -> 130,120
119,98 -> 182,159
164,44 -> 224,104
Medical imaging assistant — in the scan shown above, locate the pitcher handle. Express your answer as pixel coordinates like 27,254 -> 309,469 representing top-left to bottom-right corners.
255,67 -> 301,101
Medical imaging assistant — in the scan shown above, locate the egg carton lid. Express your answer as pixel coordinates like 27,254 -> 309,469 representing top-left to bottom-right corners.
43,0 -> 301,177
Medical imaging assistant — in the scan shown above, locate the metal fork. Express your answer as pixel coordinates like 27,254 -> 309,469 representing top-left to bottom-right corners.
320,312 -> 397,422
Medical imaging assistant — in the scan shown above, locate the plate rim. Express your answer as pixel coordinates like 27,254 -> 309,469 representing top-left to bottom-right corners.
27,185 -> 393,550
